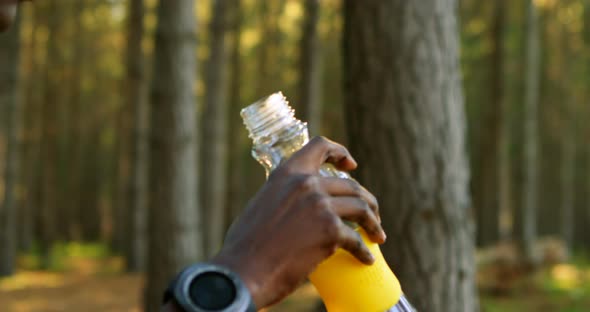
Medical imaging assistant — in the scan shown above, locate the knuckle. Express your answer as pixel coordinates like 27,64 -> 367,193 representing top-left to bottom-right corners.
343,231 -> 363,253
312,136 -> 329,145
358,200 -> 372,222
322,243 -> 338,258
349,180 -> 363,196
312,194 -> 331,210
322,214 -> 341,242
354,233 -> 364,251
296,175 -> 317,192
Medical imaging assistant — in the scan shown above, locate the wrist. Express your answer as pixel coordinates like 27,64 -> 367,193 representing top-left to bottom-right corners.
210,251 -> 265,309
165,262 -> 256,312
162,300 -> 183,312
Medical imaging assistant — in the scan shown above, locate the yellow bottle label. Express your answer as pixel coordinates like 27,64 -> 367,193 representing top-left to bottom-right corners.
309,229 -> 402,312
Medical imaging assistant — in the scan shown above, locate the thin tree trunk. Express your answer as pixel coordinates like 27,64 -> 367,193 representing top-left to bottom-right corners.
25,2 -> 54,256
39,0 -> 61,264
112,0 -> 142,255
560,123 -> 575,254
559,21 -> 576,255
0,13 -> 21,277
493,0 -> 512,241
475,0 -> 507,247
202,0 -> 230,257
226,0 -> 246,229
343,1 -> 478,311
66,0 -> 86,241
586,2 -> 590,251
588,138 -> 590,248
255,0 -> 286,96
145,1 -> 201,310
19,5 -> 40,252
125,0 -> 147,273
519,0 -> 540,262
297,0 -> 321,135
80,129 -> 102,242
53,2 -> 79,242
113,81 -> 131,252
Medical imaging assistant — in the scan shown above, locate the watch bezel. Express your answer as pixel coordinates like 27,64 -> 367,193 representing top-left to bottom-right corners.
173,263 -> 253,312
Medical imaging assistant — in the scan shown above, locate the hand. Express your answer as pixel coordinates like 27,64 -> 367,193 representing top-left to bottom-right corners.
211,136 -> 386,309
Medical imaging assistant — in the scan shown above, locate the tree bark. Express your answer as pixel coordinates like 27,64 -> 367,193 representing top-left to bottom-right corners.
124,0 -> 147,272
201,0 -> 230,257
518,0 -> 540,262
474,0 -> 507,247
226,0 -> 246,229
588,143 -> 590,251
297,0 -> 321,135
39,0 -> 61,263
560,128 -> 575,253
0,12 -> 21,277
493,0 -> 512,241
66,0 -> 86,242
80,129 -> 102,242
145,1 -> 202,311
19,5 -> 40,252
586,2 -> 590,251
255,0 -> 286,96
343,1 -> 478,311
559,20 -> 576,255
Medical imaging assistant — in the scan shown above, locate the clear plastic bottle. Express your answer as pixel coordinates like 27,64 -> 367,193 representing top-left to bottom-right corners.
241,92 -> 415,312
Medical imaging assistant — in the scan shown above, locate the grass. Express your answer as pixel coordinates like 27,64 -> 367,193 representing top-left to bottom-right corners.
18,241 -> 120,273
480,257 -> 590,312
1,243 -> 589,311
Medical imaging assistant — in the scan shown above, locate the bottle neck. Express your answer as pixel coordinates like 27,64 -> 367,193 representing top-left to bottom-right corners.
241,92 -> 309,175
252,128 -> 309,175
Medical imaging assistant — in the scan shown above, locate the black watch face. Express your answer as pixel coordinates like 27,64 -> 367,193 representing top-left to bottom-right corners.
189,272 -> 237,310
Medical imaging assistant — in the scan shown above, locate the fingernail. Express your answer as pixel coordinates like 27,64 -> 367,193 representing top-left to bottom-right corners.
380,231 -> 387,242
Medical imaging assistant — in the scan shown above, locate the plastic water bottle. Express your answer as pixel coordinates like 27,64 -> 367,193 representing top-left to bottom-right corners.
241,92 -> 415,312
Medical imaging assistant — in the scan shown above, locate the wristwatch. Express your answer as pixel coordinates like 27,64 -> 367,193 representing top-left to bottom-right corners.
163,263 -> 257,312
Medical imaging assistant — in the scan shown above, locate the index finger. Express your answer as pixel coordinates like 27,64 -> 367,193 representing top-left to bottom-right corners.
285,136 -> 357,174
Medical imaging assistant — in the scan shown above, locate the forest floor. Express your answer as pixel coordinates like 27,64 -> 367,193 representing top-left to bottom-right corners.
0,244 -> 589,312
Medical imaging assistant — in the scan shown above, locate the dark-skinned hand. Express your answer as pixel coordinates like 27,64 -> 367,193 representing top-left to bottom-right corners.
210,137 -> 386,309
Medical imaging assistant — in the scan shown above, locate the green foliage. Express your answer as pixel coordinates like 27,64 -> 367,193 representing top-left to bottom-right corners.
19,242 -> 113,272
481,255 -> 590,312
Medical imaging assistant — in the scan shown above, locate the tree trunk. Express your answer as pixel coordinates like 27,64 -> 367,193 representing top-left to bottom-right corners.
124,0 -> 147,273
559,20 -> 576,255
201,0 -> 230,257
297,0 -> 321,135
144,1 -> 202,311
19,6 -> 40,252
493,0 -> 511,241
588,140 -> 590,250
39,0 -> 61,263
474,0 -> 507,247
80,129 -> 102,242
0,13 -> 21,277
66,0 -> 86,242
343,1 -> 478,311
518,0 -> 540,262
560,123 -> 575,253
584,1 -> 590,251
226,0 -> 246,229
586,2 -> 590,252
255,0 -> 286,96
